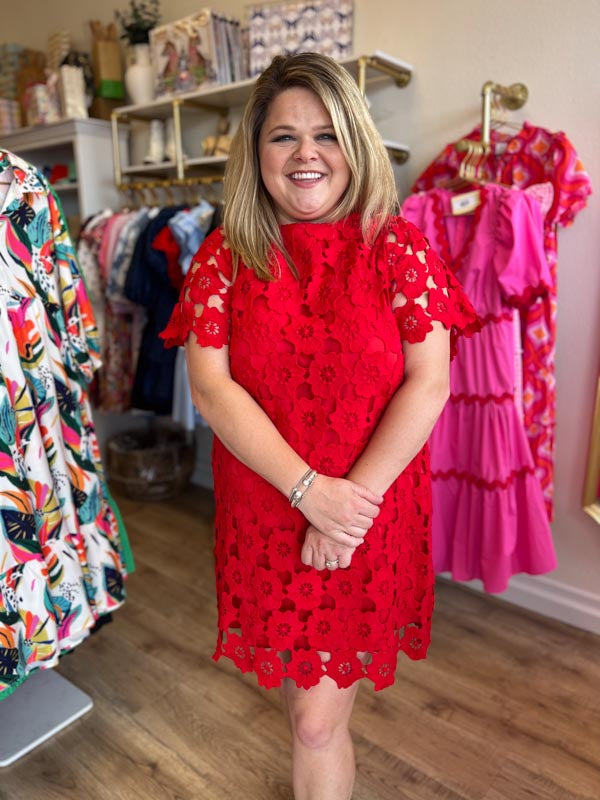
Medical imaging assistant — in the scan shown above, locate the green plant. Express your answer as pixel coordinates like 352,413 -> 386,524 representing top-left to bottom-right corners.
115,0 -> 160,45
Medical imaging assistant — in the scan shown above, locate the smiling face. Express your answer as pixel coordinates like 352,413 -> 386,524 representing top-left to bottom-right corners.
257,86 -> 352,225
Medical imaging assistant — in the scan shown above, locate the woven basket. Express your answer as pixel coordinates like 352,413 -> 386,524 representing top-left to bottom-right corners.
107,421 -> 195,501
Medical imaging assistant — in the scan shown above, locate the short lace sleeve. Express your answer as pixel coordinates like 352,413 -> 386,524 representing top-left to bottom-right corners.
385,217 -> 480,358
160,228 -> 233,349
494,190 -> 551,308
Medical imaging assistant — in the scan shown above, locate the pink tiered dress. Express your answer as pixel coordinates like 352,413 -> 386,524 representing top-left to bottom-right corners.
402,184 -> 558,593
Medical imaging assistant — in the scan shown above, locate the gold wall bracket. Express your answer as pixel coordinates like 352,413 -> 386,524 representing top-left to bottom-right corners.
481,80 -> 528,147
456,79 -> 529,156
357,55 -> 412,96
386,144 -> 410,165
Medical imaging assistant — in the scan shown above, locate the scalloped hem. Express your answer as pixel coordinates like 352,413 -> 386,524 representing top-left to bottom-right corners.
432,465 -> 536,491
211,629 -> 429,692
506,281 -> 551,310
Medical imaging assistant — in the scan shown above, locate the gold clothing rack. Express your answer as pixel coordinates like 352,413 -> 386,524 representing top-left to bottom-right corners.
457,79 -> 529,154
117,174 -> 224,206
117,175 -> 223,193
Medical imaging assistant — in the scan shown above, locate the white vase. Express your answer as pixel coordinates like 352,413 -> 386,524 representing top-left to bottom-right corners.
125,44 -> 155,105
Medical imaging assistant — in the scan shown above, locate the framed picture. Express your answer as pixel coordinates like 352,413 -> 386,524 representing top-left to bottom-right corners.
583,376 -> 600,524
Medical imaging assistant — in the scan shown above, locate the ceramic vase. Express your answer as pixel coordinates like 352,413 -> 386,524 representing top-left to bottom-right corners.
124,43 -> 154,105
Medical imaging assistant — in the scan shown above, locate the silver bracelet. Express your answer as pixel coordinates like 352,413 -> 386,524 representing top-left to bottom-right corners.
289,468 -> 318,508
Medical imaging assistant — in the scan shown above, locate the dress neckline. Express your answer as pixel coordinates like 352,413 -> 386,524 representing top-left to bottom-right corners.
279,211 -> 361,232
430,186 -> 488,274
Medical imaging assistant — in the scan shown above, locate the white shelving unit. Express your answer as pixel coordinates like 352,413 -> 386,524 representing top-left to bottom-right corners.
1,118 -> 128,221
111,54 -> 413,188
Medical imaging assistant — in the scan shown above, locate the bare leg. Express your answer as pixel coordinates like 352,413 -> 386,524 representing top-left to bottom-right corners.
281,673 -> 361,800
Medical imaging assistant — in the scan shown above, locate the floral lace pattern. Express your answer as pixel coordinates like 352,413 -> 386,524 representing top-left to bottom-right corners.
161,214 -> 479,690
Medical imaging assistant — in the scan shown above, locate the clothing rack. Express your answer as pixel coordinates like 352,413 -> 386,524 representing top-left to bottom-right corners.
0,670 -> 93,767
457,80 -> 529,154
117,175 -> 223,193
117,174 -> 224,205
453,79 -> 529,183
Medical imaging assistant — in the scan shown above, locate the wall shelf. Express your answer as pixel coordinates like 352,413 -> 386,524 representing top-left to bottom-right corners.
111,53 -> 413,189
2,118 -> 126,221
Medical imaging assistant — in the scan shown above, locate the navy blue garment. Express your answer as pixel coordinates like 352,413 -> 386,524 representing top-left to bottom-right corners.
125,205 -> 187,414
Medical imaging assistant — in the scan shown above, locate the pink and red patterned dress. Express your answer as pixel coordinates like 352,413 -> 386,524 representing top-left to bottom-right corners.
161,214 -> 479,690
413,122 -> 592,519
402,184 -> 558,593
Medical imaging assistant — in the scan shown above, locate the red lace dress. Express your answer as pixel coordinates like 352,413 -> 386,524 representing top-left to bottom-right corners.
161,214 -> 479,690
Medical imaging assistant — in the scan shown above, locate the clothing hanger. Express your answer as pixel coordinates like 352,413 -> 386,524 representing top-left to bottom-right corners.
489,91 -> 525,133
439,140 -> 490,194
143,183 -> 160,207
161,183 -> 175,206
441,79 -> 527,200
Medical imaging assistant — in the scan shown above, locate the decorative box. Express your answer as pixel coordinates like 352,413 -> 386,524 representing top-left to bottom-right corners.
0,44 -> 24,100
22,83 -> 60,127
59,65 -> 88,119
0,99 -> 21,134
247,0 -> 354,77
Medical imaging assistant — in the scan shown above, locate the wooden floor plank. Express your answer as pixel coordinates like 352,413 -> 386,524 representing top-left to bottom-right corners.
1,486 -> 599,800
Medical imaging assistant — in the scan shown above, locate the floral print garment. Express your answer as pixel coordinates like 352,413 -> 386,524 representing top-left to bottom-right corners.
0,151 -> 130,700
161,215 -> 479,691
413,123 -> 592,519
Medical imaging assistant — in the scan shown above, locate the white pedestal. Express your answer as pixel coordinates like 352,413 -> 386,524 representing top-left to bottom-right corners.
0,669 -> 93,767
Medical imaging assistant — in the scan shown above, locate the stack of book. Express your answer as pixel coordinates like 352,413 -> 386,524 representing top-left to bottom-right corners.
0,44 -> 24,102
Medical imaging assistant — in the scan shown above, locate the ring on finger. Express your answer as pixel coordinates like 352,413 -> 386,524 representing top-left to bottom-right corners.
325,558 -> 339,569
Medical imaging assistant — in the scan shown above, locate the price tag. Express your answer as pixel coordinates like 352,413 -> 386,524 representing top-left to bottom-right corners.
450,189 -> 481,216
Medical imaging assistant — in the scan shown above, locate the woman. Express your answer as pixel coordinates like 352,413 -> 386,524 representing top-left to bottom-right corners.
161,53 -> 479,800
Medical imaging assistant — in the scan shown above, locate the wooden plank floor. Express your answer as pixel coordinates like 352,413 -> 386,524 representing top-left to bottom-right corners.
2,486 -> 599,800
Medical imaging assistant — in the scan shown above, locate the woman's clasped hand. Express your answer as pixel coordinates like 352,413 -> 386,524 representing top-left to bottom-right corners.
297,475 -> 383,570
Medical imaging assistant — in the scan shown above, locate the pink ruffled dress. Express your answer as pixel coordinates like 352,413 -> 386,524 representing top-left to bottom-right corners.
402,184 -> 558,593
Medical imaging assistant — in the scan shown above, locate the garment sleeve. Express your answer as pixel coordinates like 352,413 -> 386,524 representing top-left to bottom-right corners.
547,132 -> 593,228
386,217 -> 480,358
160,228 -> 233,349
47,184 -> 102,380
493,190 -> 551,307
411,143 -> 459,193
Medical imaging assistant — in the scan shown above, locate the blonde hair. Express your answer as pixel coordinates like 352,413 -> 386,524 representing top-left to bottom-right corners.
223,53 -> 398,280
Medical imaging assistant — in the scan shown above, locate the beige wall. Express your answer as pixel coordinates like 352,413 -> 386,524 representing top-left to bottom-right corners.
3,0 -> 599,609
0,0 -> 249,52
352,0 -> 600,606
